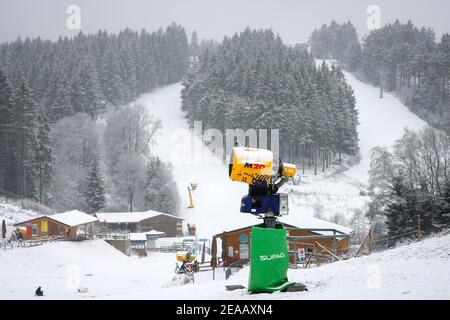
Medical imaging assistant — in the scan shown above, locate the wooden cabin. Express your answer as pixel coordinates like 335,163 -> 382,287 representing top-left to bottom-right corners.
96,211 -> 183,237
14,210 -> 98,241
211,216 -> 353,267
129,233 -> 148,256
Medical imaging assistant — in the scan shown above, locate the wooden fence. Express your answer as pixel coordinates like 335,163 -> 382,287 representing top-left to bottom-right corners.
1,235 -> 66,251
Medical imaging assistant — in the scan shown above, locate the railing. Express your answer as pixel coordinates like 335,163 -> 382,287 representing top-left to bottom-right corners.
0,186 -> 20,200
95,232 -> 130,240
0,186 -> 56,215
1,235 -> 66,251
151,242 -> 211,255
225,260 -> 246,280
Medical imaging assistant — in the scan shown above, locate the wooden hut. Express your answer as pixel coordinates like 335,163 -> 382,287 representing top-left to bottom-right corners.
96,211 -> 183,237
14,210 -> 98,240
211,216 -> 353,267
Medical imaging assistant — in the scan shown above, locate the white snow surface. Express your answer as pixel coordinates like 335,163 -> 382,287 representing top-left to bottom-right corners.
129,233 -> 148,241
1,234 -> 448,299
96,210 -> 181,224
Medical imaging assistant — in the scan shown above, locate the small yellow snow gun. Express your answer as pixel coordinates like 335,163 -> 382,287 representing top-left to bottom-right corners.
229,146 -> 297,223
229,146 -> 297,188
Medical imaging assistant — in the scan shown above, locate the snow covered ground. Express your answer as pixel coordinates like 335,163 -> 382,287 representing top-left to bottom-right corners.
1,233 -> 448,299
0,202 -> 40,227
137,84 -> 254,238
0,240 -> 176,299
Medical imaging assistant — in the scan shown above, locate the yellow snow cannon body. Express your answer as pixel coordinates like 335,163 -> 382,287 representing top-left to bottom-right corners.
229,147 -> 273,188
229,146 -> 297,218
229,146 -> 297,188
176,251 -> 196,263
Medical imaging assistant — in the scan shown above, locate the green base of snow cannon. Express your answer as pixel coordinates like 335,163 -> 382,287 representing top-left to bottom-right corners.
248,224 -> 295,293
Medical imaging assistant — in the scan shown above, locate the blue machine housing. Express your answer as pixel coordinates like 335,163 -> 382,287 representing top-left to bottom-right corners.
240,194 -> 281,216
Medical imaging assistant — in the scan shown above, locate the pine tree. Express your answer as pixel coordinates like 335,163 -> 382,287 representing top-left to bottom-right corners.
144,157 -> 180,213
85,160 -> 106,214
46,67 -> 73,121
34,110 -> 53,204
385,175 -> 412,238
12,82 -> 38,199
190,31 -> 199,57
1,219 -> 6,239
0,68 -> 13,189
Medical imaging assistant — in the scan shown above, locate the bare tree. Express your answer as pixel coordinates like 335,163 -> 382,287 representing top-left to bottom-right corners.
113,153 -> 145,212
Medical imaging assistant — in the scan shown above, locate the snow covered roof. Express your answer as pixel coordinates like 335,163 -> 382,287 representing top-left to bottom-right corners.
218,214 -> 353,236
49,210 -> 98,227
279,214 -> 353,235
145,230 -> 165,236
14,210 -> 98,227
129,233 -> 148,241
96,210 -> 183,224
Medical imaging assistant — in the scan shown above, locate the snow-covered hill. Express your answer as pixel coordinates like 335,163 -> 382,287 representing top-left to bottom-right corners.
0,240 -> 176,299
137,84 -> 254,237
134,60 -> 428,235
1,233 -> 448,299
203,232 -> 450,300
282,62 -> 428,223
341,68 -> 427,184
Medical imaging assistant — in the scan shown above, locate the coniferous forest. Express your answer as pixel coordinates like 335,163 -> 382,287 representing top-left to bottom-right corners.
182,28 -> 360,173
0,24 -> 188,212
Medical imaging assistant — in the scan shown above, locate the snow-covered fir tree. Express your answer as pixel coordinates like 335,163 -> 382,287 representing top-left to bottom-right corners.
85,160 -> 106,214
181,28 -> 359,171
34,110 -> 53,204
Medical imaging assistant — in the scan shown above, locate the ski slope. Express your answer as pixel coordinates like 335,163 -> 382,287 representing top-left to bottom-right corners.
280,61 -> 428,222
1,233 -> 448,299
136,62 -> 428,233
342,69 -> 427,184
137,85 -> 254,237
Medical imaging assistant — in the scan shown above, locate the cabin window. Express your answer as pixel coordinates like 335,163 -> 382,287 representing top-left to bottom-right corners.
228,246 -> 233,257
239,244 -> 249,260
131,242 -> 145,249
239,233 -> 249,260
32,224 -> 38,236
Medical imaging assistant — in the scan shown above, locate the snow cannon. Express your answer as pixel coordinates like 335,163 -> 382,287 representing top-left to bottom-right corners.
176,251 -> 196,263
228,144 -> 301,294
229,146 -> 297,223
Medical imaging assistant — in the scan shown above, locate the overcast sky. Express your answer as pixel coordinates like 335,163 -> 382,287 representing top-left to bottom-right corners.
1,0 -> 449,43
